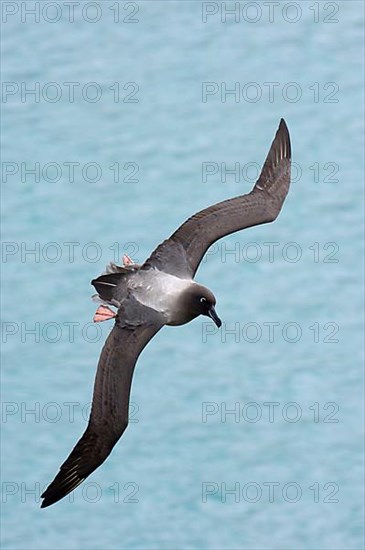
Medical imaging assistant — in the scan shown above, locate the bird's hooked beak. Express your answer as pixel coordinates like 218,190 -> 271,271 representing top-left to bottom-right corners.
208,305 -> 222,328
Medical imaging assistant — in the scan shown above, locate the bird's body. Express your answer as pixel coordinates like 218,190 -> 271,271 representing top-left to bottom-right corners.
41,119 -> 292,508
93,260 -> 216,326
122,268 -> 194,324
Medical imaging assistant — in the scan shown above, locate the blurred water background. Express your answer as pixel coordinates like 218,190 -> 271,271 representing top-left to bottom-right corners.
1,1 -> 364,549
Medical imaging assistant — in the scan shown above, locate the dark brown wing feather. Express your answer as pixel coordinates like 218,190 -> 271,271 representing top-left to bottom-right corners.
145,119 -> 291,277
41,298 -> 164,508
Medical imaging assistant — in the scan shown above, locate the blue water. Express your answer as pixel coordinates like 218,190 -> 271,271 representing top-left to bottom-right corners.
1,2 -> 364,549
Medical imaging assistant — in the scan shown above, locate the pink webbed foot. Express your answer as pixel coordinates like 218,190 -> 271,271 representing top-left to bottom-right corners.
93,305 -> 117,323
122,254 -> 134,266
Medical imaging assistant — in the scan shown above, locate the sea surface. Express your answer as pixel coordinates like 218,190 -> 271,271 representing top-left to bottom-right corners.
1,2 -> 364,549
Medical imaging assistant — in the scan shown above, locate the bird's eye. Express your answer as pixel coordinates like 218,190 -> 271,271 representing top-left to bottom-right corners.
200,297 -> 207,304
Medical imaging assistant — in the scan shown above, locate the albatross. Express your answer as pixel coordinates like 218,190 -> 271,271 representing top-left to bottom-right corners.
41,119 -> 291,508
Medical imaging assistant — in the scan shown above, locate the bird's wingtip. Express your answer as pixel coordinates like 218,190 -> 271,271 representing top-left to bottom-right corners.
40,487 -> 57,508
40,490 -> 56,508
279,118 -> 289,136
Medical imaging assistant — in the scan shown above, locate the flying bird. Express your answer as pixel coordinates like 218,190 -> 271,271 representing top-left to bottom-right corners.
41,119 -> 291,508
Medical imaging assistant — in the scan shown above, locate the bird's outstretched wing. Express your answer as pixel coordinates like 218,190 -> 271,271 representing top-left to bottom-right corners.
41,297 -> 164,508
144,119 -> 291,277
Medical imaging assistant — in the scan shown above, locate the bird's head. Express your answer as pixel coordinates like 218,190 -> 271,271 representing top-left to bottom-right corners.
186,284 -> 222,327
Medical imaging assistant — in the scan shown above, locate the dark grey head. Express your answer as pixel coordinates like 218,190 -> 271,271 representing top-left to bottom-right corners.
183,283 -> 222,328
